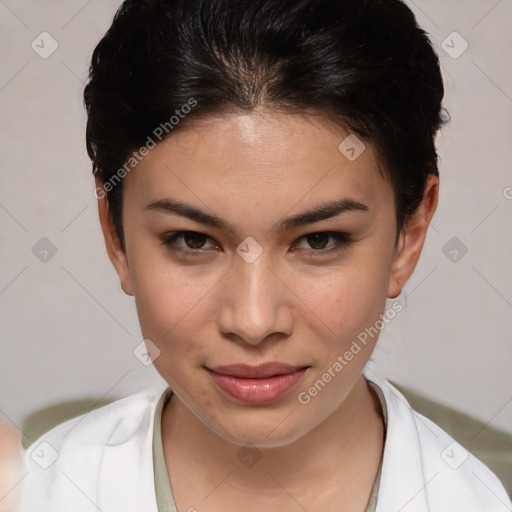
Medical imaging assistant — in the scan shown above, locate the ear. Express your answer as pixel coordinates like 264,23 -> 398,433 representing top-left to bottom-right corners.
388,174 -> 439,299
95,178 -> 134,296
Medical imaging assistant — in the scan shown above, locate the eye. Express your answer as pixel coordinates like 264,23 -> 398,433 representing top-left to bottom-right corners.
292,231 -> 352,255
161,230 -> 353,258
161,231 -> 218,256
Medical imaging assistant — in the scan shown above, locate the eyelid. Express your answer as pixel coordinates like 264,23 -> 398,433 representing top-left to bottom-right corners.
291,231 -> 352,254
161,230 -> 353,256
161,231 -> 220,255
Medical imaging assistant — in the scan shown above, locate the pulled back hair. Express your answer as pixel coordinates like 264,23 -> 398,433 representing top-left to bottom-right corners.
84,0 -> 448,251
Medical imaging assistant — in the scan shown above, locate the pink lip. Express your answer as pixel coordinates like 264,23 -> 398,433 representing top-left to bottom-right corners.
206,363 -> 309,404
209,362 -> 305,378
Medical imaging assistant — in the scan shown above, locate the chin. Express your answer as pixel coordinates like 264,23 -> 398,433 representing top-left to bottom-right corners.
206,411 -> 311,449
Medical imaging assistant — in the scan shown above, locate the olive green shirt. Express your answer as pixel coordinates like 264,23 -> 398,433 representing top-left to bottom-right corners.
152,380 -> 388,511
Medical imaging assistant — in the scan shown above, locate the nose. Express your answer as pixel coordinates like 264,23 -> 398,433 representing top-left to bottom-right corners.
218,252 -> 294,346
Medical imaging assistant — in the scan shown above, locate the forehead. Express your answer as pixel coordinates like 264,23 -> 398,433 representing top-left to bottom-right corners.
123,110 -> 392,213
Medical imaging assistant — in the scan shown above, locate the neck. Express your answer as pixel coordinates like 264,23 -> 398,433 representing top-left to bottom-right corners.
161,374 -> 384,504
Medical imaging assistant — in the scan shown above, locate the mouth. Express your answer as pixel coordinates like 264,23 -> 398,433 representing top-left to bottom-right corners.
205,363 -> 310,404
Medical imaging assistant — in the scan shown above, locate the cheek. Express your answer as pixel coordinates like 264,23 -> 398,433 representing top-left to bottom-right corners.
129,248 -> 217,345
302,255 -> 390,347
131,263 -> 217,383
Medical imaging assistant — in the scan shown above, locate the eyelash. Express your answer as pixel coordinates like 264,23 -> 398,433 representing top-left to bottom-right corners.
160,231 -> 353,258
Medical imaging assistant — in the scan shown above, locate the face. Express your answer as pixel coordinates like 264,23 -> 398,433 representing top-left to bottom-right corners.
98,109 -> 437,448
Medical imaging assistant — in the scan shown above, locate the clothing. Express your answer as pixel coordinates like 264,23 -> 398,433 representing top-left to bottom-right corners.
17,360 -> 512,512
152,383 -> 386,511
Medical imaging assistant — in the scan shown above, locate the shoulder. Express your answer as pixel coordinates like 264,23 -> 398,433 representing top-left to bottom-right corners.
411,408 -> 511,511
24,388 -> 161,451
18,388 -> 163,512
363,361 -> 512,511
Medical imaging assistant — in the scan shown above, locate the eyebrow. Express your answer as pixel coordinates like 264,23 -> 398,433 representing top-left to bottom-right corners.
143,197 -> 369,233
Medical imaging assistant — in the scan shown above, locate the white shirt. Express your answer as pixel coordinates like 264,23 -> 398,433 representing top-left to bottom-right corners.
16,361 -> 512,512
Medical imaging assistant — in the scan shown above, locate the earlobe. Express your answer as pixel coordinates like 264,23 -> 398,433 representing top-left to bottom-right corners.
387,231 -> 405,298
95,179 -> 134,296
387,174 -> 439,299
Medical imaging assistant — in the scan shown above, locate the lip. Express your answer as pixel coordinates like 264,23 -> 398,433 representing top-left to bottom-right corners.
206,363 -> 309,404
209,362 -> 306,378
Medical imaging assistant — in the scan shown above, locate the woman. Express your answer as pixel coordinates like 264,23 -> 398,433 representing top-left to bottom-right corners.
17,0 -> 511,511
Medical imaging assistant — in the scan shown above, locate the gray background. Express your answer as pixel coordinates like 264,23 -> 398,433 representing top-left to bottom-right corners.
1,0 -> 511,435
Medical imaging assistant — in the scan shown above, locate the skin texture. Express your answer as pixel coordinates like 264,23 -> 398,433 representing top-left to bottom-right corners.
97,110 -> 438,511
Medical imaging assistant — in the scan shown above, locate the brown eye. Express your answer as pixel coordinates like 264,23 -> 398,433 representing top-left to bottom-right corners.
182,232 -> 208,249
161,231 -> 217,256
305,233 -> 330,250
292,231 -> 352,255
